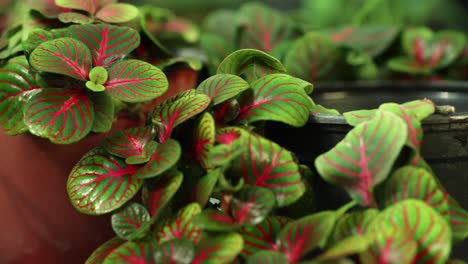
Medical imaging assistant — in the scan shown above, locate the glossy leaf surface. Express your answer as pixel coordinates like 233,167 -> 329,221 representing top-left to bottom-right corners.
85,237 -> 126,264
67,147 -> 143,215
24,88 -> 94,144
134,139 -> 181,179
58,12 -> 94,24
89,91 -> 114,133
193,113 -> 215,170
331,209 -> 378,243
196,74 -> 250,106
141,170 -> 183,218
111,202 -> 151,240
96,3 -> 139,23
102,126 -> 154,159
30,37 -> 91,80
24,28 -> 70,54
155,203 -> 202,244
194,169 -> 222,207
192,233 -> 243,264
448,195 -> 468,243
105,59 -> 168,103
235,73 -> 314,127
230,185 -> 275,225
153,238 -> 195,264
315,111 -> 407,206
103,239 -> 154,264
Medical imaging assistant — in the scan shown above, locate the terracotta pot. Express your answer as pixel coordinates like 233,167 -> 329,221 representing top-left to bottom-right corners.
0,69 -> 198,264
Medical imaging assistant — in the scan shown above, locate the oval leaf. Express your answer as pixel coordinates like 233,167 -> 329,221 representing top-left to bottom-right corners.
151,91 -> 211,142
69,24 -> 140,67
24,28 -> 71,54
30,37 -> 91,80
192,233 -> 244,264
102,126 -> 155,159
230,185 -> 275,225
96,3 -> 139,23
24,88 -> 94,144
103,239 -> 154,264
0,56 -> 41,135
85,237 -> 126,264
134,139 -> 181,179
315,110 -> 407,207
368,200 -> 452,264
331,209 -> 379,243
89,91 -> 114,133
196,74 -> 250,106
105,59 -> 168,102
155,203 -> 202,244
193,112 -> 215,170
142,170 -> 183,218
111,202 -> 151,240
67,147 -> 143,215
235,73 -> 314,127
58,12 -> 94,24
154,238 -> 195,264
230,130 -> 305,207
194,169 -> 222,207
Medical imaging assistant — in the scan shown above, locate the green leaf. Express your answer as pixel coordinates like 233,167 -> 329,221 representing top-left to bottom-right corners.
240,216 -> 291,256
202,9 -> 237,43
102,126 -> 155,159
277,211 -> 337,263
111,202 -> 151,240
125,141 -> 159,165
30,37 -> 92,80
151,90 -> 211,142
343,109 -> 377,126
208,127 -> 248,167
86,82 -> 106,92
69,24 -> 140,67
311,105 -> 340,115
285,32 -> 340,83
230,185 -> 276,225
194,169 -> 222,207
246,251 -> 289,264
237,3 -> 295,52
55,0 -> 96,13
193,112 -> 216,170
315,110 -> 407,207
192,233 -> 244,264
58,12 -> 94,24
105,59 -> 168,103
85,237 -> 126,264
67,147 -> 143,215
230,130 -> 305,207
89,66 -> 108,85
217,49 -> 286,80
380,166 -> 449,220
0,56 -> 41,135
134,139 -> 182,179
103,238 -> 154,264
331,209 -> 378,243
89,91 -> 114,133
153,238 -> 195,264
402,99 -> 435,121
96,3 -> 139,23
196,74 -> 250,106
368,200 -> 451,264
24,88 -> 94,144
236,73 -> 314,127
141,170 -> 183,218
155,203 -> 202,244
24,28 -> 71,54
193,209 -> 238,232
30,0 -> 73,18
199,33 -> 235,74
447,195 -> 468,243
316,236 -> 370,261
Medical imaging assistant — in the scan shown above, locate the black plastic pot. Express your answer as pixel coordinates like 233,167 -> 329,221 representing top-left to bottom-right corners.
266,81 -> 468,259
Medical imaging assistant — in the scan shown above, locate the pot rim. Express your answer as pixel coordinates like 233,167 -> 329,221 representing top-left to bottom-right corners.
310,80 -> 468,125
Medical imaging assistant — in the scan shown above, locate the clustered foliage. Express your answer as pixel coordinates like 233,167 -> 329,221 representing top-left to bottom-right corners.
0,1 -> 467,264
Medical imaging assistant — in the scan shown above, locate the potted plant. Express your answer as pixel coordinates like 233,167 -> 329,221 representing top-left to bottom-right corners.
0,0 -> 201,262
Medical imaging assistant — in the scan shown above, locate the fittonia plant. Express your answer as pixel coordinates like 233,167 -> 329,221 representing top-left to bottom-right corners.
62,50 -> 468,263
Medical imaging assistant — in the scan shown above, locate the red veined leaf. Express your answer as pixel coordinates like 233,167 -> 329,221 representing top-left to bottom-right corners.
368,199 -> 451,264
194,112 -> 215,170
202,9 -> 237,43
285,32 -> 340,83
29,37 -> 92,80
85,237 -> 126,264
24,88 -> 94,144
89,91 -> 114,133
67,147 -> 143,215
192,233 -> 243,264
193,209 -> 238,232
331,209 -> 379,243
69,24 -> 140,67
217,49 -> 286,80
0,56 -> 41,135
360,226 -> 417,264
96,3 -> 139,24
199,33 -> 235,74
58,12 -> 94,24
134,139 -> 182,179
29,0 -> 72,18
448,195 -> 468,243
235,73 -> 314,127
102,126 -> 155,159
380,166 -> 449,220
151,16 -> 199,44
196,74 -> 250,106
155,203 -> 202,244
212,98 -> 240,125
315,110 -> 407,207
207,127 -> 248,167
343,109 -> 377,127
230,185 -> 276,225
194,168 -> 222,207
330,25 -> 399,58
55,0 -> 113,14
151,90 -> 210,142
230,129 -> 305,207
402,99 -> 435,121
141,170 -> 183,218
277,211 -> 337,263
310,104 -> 340,115
105,59 -> 168,103
240,216 -> 291,256
103,238 -> 154,264
153,238 -> 195,264
316,236 -> 370,262
111,202 -> 151,240
237,3 -> 294,52
24,28 -> 71,54
246,251 -> 289,264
